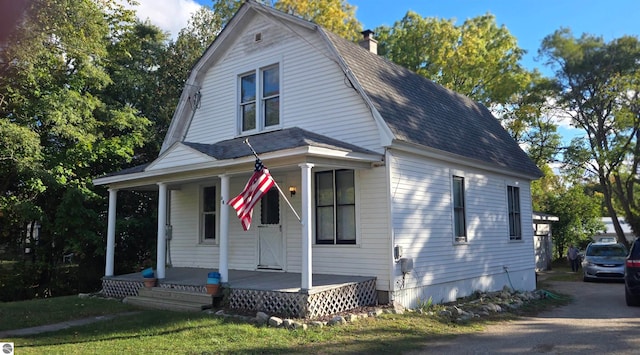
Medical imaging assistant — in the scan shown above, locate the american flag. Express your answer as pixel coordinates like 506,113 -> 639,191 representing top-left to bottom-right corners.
228,158 -> 275,231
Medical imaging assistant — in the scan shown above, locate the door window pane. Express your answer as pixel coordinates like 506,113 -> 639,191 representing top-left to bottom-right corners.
260,187 -> 280,225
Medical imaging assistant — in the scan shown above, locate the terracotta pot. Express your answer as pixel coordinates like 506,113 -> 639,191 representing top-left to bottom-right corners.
206,283 -> 220,295
143,277 -> 157,288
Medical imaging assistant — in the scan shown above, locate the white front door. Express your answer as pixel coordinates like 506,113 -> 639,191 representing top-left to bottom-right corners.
258,187 -> 284,269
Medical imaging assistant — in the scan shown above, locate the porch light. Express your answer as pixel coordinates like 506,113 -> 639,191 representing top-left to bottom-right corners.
289,186 -> 296,197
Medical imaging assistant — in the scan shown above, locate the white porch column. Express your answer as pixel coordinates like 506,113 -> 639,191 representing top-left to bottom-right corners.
219,174 -> 230,283
300,163 -> 314,290
156,182 -> 167,279
105,188 -> 118,277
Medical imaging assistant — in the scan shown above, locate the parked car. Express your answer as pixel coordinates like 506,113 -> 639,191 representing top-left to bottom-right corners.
582,242 -> 628,282
625,239 -> 640,306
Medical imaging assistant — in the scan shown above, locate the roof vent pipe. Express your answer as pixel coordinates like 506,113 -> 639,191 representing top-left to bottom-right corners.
358,29 -> 377,54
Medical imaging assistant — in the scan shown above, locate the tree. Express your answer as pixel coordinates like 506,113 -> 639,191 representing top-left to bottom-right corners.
275,0 -> 362,41
375,12 -> 530,108
502,75 -> 563,167
540,29 -> 640,247
210,0 -> 362,42
540,183 -> 604,259
0,0 -> 150,297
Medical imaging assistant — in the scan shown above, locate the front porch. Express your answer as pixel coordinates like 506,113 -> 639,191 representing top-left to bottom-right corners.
102,268 -> 377,319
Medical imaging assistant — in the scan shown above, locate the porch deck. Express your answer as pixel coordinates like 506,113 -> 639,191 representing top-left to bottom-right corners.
102,268 -> 378,319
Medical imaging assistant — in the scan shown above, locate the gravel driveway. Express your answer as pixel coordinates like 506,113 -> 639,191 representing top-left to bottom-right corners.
414,277 -> 640,354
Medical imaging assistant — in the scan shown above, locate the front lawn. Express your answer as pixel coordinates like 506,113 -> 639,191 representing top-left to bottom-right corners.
1,289 -> 567,354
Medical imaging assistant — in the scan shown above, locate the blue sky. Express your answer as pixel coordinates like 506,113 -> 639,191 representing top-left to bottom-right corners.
348,0 -> 640,76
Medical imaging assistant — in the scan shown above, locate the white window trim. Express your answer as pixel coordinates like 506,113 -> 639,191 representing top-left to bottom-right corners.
451,171 -> 468,244
199,183 -> 220,245
312,169 -> 360,246
237,60 -> 282,136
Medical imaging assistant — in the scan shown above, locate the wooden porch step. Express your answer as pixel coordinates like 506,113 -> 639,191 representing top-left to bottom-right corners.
139,287 -> 213,304
124,287 -> 213,312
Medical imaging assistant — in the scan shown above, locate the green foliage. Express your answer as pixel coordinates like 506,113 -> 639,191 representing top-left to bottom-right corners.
540,29 -> 640,246
275,0 -> 363,41
375,12 -> 530,107
0,0 -> 152,299
539,182 -> 604,258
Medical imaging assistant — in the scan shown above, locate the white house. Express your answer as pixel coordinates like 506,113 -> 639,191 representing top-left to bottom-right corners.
596,217 -> 635,243
94,1 -> 542,316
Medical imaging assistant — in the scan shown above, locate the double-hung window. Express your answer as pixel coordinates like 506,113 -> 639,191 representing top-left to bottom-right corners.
507,185 -> 522,240
315,170 -> 356,245
201,186 -> 217,242
239,64 -> 280,133
452,176 -> 467,242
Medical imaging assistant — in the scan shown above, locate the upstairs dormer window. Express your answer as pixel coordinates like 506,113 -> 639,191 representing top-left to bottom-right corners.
239,64 -> 280,133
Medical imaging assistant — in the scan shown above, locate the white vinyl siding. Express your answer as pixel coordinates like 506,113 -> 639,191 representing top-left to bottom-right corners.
169,186 -> 218,268
389,150 -> 535,304
184,15 -> 382,153
147,144 -> 213,171
310,167 -> 391,287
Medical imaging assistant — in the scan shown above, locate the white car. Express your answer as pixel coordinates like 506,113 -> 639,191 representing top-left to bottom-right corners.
596,236 -> 617,243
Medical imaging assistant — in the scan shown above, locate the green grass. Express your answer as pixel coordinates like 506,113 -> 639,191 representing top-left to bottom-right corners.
8,309 -> 498,354
539,259 -> 584,283
0,271 -> 574,354
0,295 -> 137,331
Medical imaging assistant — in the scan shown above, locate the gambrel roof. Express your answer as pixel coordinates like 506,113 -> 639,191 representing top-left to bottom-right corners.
321,29 -> 541,178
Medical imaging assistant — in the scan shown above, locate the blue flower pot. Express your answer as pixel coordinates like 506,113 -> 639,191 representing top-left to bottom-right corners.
142,268 -> 154,278
207,271 -> 220,285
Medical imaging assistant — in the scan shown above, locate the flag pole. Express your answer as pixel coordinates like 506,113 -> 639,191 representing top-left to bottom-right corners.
244,139 -> 302,222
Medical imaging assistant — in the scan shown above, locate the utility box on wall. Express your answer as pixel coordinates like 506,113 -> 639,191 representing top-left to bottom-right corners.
400,258 -> 413,274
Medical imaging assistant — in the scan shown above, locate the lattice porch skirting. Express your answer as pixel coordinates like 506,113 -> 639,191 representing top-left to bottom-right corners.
102,278 -> 207,298
102,277 -> 377,319
229,278 -> 378,319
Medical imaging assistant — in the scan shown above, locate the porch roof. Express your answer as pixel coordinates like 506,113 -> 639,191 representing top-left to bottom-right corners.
183,127 -> 380,159
93,127 -> 383,188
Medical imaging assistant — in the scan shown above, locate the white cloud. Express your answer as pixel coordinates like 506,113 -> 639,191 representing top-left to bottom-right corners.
120,0 -> 202,39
